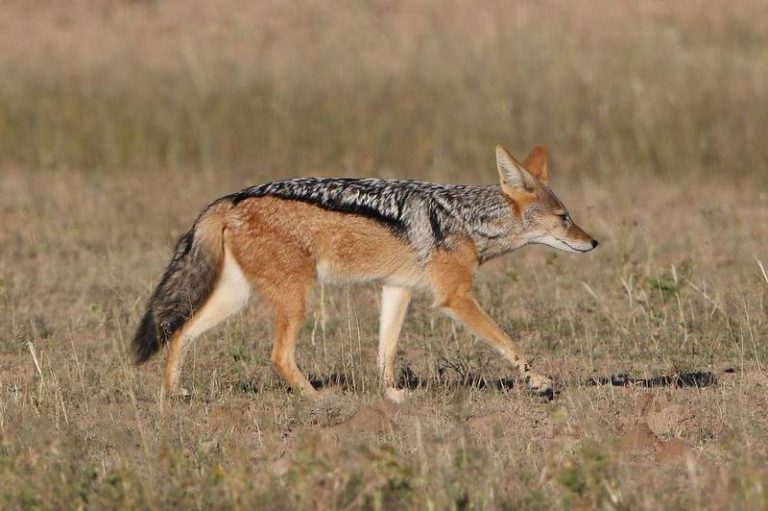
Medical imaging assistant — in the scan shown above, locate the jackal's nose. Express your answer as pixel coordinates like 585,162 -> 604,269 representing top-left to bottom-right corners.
591,239 -> 599,249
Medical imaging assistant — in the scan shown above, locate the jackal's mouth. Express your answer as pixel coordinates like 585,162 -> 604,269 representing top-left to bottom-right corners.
558,238 -> 595,253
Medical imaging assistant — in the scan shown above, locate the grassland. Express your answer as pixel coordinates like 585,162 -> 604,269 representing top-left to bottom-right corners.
1,1 -> 768,509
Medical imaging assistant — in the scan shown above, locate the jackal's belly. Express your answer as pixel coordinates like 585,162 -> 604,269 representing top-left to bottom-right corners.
315,256 -> 424,287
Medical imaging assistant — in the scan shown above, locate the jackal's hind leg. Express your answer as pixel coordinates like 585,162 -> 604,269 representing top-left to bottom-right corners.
377,285 -> 412,403
267,283 -> 316,397
163,250 -> 252,397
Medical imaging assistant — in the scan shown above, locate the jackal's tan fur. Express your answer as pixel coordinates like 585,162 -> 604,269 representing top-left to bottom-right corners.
134,144 -> 597,400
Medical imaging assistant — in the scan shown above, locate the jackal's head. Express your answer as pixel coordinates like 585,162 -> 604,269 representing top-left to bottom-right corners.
496,144 -> 598,253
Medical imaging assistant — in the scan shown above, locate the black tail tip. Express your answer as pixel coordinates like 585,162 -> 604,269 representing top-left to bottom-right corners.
133,309 -> 160,365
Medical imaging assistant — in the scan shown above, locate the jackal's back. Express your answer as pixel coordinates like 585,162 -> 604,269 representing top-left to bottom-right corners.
229,178 -> 513,259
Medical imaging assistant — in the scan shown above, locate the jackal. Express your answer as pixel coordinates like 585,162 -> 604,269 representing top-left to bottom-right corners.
133,145 -> 597,401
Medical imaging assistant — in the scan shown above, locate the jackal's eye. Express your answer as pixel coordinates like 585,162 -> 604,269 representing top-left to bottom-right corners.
557,213 -> 569,222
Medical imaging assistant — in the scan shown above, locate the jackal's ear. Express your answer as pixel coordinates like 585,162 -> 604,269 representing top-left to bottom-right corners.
496,145 -> 536,195
522,144 -> 549,183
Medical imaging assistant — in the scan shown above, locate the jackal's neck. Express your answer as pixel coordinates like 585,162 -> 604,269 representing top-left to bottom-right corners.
454,185 -> 529,263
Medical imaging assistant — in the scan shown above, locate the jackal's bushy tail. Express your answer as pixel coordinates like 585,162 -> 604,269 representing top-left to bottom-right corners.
132,203 -> 228,364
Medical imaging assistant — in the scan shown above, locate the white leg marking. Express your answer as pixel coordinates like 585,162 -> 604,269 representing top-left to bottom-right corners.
377,285 -> 412,392
175,248 -> 252,367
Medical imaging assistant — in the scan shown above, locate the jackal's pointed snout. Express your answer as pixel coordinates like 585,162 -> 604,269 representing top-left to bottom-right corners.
574,236 -> 598,253
568,236 -> 598,253
561,222 -> 599,253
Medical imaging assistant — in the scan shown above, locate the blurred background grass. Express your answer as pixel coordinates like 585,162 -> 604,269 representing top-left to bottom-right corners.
1,0 -> 766,182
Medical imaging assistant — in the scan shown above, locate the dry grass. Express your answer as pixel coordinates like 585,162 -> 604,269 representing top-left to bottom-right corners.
2,0 -> 767,180
1,1 -> 768,509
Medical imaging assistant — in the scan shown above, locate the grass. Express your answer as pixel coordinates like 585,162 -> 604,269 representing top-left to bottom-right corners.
1,1 -> 768,509
1,0 -> 767,180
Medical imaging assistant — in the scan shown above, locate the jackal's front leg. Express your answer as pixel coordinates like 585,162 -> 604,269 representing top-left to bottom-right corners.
441,293 -> 553,395
377,285 -> 412,403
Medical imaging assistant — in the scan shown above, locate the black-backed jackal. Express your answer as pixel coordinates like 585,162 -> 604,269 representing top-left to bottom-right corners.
133,145 -> 597,401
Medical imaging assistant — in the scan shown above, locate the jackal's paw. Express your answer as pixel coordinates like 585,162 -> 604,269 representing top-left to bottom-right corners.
525,372 -> 554,397
384,388 -> 409,404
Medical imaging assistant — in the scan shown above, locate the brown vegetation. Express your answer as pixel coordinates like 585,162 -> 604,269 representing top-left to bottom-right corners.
1,1 -> 767,509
